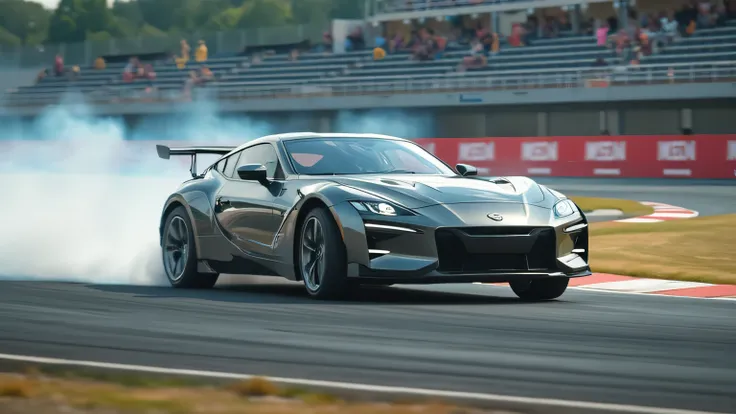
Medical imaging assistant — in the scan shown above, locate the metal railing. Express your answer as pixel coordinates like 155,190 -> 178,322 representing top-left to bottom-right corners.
3,62 -> 734,108
377,0 -> 542,13
369,0 -> 609,17
203,61 -> 736,100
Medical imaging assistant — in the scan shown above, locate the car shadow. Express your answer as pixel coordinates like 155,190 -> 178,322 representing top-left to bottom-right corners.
88,278 -> 527,306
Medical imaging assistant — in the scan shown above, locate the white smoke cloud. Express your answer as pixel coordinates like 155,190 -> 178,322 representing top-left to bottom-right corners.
0,94 -> 431,287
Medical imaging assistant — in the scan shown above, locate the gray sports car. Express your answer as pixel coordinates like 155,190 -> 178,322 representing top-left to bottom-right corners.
156,133 -> 591,300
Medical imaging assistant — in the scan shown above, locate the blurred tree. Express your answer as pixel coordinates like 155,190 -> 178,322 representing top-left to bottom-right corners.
0,0 -> 350,47
0,0 -> 51,45
237,0 -> 292,28
48,0 -> 86,43
112,0 -> 144,27
0,26 -> 22,47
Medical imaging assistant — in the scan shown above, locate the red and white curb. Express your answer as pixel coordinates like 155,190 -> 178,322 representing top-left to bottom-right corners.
481,273 -> 736,300
615,201 -> 699,223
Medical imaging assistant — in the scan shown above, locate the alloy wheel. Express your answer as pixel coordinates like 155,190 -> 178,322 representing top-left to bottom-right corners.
164,216 -> 189,282
301,217 -> 325,291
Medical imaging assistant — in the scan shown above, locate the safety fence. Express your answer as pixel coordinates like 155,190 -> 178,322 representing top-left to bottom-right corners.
414,134 -> 736,179
2,135 -> 734,179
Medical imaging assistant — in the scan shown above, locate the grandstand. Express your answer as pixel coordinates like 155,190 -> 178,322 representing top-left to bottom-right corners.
2,2 -> 736,107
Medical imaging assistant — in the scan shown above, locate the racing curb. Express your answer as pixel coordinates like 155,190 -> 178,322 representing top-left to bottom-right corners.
486,273 -> 736,300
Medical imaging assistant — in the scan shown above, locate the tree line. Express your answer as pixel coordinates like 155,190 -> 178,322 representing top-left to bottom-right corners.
0,0 -> 364,47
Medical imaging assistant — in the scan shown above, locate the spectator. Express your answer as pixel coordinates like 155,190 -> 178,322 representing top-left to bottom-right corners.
322,31 -> 333,53
411,28 -> 435,61
142,63 -> 156,81
660,10 -> 679,44
195,40 -> 208,62
289,49 -> 300,61
697,0 -> 714,28
35,68 -> 48,84
70,65 -> 80,80
199,66 -> 213,83
122,57 -> 138,82
346,26 -> 365,50
54,54 -> 64,77
373,44 -> 386,60
508,23 -> 526,47
181,39 -> 191,62
94,56 -> 106,70
457,39 -> 487,72
175,39 -> 190,69
596,23 -> 609,47
489,32 -> 500,56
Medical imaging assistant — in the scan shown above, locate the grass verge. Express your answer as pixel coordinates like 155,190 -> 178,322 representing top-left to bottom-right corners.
570,196 -> 654,217
589,214 -> 736,284
0,367 -> 512,414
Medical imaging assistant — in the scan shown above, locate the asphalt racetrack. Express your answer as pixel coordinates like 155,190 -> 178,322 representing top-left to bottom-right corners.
1,178 -> 735,413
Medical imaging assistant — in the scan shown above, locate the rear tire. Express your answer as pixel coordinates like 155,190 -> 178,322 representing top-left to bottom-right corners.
162,206 -> 219,289
510,277 -> 569,301
298,206 -> 349,300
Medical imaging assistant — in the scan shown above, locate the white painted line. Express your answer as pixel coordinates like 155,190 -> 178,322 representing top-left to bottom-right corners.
527,167 -> 551,175
568,287 -> 736,302
0,353 -> 721,414
649,212 -> 699,219
615,217 -> 664,223
580,279 -> 711,293
593,168 -> 621,176
663,169 -> 692,176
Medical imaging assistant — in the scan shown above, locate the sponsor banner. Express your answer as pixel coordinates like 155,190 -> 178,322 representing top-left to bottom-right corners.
458,141 -> 494,161
586,141 -> 626,161
414,135 -> 736,179
521,141 -> 557,161
2,135 -> 735,179
657,140 -> 696,161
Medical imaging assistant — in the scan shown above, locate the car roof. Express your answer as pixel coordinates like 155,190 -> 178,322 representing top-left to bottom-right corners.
224,132 -> 409,157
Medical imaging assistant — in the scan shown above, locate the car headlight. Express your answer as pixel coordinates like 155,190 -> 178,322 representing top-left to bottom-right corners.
553,199 -> 577,218
350,201 -> 413,216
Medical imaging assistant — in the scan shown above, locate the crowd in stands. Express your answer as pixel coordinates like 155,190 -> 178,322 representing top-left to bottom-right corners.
13,0 -> 736,105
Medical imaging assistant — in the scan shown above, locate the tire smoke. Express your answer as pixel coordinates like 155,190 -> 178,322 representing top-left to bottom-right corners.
0,95 -> 429,286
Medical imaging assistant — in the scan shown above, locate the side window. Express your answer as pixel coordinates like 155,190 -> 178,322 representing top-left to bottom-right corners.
223,152 -> 241,178
235,144 -> 283,179
214,158 -> 228,174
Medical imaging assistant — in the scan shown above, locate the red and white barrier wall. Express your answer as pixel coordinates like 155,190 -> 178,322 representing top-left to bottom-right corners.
414,135 -> 736,179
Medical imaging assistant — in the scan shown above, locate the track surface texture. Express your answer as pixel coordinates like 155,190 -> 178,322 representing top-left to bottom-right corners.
0,281 -> 734,413
536,178 -> 736,216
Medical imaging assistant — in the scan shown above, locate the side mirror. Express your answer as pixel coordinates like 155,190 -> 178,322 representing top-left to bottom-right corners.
456,163 -> 478,177
237,164 -> 268,183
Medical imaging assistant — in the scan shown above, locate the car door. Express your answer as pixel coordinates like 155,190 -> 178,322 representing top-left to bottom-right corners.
214,143 -> 283,257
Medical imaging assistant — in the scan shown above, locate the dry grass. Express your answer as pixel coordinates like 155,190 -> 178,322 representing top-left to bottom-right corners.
0,377 -> 32,398
570,196 -> 654,217
0,373 -> 511,414
589,214 -> 736,284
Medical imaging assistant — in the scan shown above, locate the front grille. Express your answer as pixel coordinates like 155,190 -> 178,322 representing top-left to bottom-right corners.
459,226 -> 536,236
435,227 -> 556,273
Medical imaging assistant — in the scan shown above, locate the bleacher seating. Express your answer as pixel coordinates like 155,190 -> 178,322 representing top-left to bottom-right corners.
4,21 -> 736,106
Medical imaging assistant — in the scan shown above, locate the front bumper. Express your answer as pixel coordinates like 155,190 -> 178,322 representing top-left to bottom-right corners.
331,201 -> 591,284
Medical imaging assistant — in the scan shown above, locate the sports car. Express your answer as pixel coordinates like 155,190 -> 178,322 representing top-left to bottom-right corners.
156,133 -> 591,300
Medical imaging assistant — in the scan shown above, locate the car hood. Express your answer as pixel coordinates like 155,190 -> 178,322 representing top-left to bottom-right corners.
327,174 -> 548,209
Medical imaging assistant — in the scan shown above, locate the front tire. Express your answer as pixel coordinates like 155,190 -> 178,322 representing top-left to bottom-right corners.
162,206 -> 219,289
298,207 -> 349,300
510,277 -> 569,301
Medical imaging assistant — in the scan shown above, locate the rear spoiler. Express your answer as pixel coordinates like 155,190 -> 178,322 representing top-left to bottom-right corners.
156,144 -> 236,178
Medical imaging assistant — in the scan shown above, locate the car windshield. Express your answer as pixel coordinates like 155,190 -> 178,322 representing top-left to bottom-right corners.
284,137 -> 455,175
